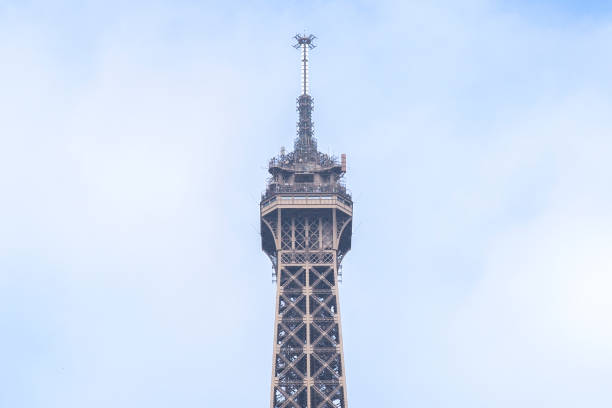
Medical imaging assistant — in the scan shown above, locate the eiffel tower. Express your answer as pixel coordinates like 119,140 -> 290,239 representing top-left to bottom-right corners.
260,34 -> 353,408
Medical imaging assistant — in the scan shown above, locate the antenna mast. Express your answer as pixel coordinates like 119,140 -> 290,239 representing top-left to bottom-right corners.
294,33 -> 316,95
293,34 -> 317,160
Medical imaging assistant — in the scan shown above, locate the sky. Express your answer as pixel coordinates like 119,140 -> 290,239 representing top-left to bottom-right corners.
1,0 -> 612,407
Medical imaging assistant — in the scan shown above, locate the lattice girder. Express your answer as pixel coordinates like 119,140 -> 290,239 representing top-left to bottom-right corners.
269,209 -> 349,408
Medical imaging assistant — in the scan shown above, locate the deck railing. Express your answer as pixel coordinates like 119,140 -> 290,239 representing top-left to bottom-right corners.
262,182 -> 350,199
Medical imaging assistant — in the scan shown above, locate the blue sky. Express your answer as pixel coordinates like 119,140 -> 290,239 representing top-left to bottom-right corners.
1,1 -> 612,407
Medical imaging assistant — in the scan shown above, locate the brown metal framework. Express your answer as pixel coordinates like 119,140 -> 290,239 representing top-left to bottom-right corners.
260,35 -> 353,408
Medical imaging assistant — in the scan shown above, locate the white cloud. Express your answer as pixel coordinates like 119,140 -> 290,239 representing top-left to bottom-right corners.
2,1 -> 612,407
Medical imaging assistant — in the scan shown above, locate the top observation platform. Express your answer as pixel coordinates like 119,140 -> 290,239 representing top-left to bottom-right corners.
261,150 -> 352,215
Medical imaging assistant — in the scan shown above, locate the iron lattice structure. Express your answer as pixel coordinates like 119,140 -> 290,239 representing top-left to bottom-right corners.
260,34 -> 353,408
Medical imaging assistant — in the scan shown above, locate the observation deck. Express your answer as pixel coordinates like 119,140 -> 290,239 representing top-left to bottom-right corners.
260,192 -> 352,217
261,152 -> 352,217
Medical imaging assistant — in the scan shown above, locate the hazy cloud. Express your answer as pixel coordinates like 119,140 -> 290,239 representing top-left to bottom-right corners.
1,1 -> 611,407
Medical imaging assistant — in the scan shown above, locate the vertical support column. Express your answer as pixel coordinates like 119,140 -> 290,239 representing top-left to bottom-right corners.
276,209 -> 282,249
319,218 -> 323,250
270,257 -> 282,407
334,252 -> 349,408
332,208 -> 338,249
305,261 -> 311,408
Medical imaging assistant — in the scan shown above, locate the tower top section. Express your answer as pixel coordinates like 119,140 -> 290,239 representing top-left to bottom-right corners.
262,34 -> 350,206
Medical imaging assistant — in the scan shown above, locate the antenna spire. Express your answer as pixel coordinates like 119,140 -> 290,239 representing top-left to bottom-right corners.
293,34 -> 317,161
293,33 -> 316,95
